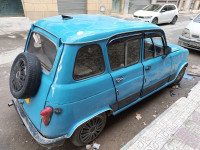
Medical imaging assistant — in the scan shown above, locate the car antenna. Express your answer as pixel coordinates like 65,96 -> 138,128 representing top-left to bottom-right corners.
61,15 -> 73,20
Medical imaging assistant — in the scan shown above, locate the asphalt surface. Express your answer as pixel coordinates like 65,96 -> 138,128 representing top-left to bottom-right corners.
0,14 -> 199,150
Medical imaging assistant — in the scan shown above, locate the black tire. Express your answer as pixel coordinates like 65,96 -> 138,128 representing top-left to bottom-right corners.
70,113 -> 107,147
171,16 -> 178,25
173,67 -> 186,85
9,52 -> 41,99
152,17 -> 158,25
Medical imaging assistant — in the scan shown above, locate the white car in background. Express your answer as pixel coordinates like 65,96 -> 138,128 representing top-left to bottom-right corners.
133,4 -> 178,25
178,14 -> 200,51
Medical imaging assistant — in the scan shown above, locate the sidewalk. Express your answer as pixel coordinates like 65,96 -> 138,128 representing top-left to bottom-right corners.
121,81 -> 200,150
0,17 -> 32,35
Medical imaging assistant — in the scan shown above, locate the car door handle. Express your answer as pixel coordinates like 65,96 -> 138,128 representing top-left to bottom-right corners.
145,66 -> 151,71
116,76 -> 124,83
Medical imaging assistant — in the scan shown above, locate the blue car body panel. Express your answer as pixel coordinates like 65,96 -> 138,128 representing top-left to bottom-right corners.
18,15 -> 189,140
34,15 -> 160,44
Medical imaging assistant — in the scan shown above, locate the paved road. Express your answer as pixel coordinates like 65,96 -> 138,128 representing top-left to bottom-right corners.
0,14 -> 199,150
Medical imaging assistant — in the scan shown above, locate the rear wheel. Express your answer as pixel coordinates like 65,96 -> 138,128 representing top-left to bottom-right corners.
171,16 -> 178,25
152,17 -> 158,24
70,113 -> 106,147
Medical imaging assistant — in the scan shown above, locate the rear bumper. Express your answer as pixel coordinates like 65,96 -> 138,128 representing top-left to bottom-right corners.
12,98 -> 66,148
178,35 -> 200,51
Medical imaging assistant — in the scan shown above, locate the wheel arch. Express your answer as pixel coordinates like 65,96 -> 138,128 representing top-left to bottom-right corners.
152,17 -> 158,23
173,62 -> 188,82
67,108 -> 112,138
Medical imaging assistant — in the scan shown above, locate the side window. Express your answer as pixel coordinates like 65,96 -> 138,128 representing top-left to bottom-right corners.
108,41 -> 125,70
152,37 -> 164,57
126,38 -> 141,66
108,38 -> 141,70
144,36 -> 164,60
144,38 -> 154,60
73,44 -> 105,80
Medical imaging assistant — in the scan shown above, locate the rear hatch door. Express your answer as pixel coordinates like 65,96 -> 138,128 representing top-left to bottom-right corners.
21,29 -> 62,131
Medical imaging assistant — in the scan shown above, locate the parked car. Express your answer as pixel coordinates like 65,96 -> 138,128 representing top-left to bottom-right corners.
178,14 -> 200,51
9,15 -> 188,148
133,4 -> 178,25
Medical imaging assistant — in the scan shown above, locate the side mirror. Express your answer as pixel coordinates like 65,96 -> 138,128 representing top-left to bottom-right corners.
165,46 -> 171,55
161,10 -> 166,13
162,46 -> 171,59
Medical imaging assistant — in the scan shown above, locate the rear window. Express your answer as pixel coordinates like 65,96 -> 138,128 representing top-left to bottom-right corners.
27,32 -> 57,71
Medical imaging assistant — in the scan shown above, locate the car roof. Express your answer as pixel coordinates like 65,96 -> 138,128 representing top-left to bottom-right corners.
34,15 -> 160,44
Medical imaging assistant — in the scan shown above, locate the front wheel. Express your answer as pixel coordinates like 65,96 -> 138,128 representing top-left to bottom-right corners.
70,113 -> 107,147
151,17 -> 158,24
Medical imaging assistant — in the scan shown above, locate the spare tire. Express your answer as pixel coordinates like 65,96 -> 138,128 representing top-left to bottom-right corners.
9,52 -> 41,99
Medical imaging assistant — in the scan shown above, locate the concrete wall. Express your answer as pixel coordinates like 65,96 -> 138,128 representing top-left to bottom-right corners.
21,0 -> 58,20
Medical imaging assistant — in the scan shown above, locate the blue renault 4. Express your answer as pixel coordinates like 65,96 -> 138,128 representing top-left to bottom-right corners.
9,15 -> 188,148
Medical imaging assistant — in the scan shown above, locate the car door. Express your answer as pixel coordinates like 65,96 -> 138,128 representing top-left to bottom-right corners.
167,5 -> 176,22
108,33 -> 144,111
159,5 -> 169,23
142,32 -> 172,96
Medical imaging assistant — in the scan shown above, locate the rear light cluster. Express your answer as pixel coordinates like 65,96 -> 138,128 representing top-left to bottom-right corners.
40,106 -> 53,126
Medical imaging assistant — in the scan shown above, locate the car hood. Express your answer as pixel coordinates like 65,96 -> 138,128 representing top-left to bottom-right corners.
168,43 -> 186,52
134,10 -> 159,17
186,21 -> 200,35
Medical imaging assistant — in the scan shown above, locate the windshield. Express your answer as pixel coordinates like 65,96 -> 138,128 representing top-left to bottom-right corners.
194,14 -> 200,23
27,32 -> 57,71
143,4 -> 162,11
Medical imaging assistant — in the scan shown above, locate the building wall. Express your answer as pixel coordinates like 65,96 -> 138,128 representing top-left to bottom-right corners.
87,0 -> 124,15
194,0 -> 200,10
21,0 -> 58,20
87,0 -> 112,14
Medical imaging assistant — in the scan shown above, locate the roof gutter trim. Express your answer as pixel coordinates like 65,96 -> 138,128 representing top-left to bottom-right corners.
33,24 -> 161,45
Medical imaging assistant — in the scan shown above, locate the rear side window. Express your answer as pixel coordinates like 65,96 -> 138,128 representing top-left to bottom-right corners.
126,39 -> 141,66
27,32 -> 57,71
73,44 -> 105,80
108,38 -> 141,71
168,5 -> 176,10
108,41 -> 125,70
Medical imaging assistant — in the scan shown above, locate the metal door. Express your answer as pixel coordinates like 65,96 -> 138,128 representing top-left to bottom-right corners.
108,33 -> 144,111
0,0 -> 24,17
57,0 -> 86,14
128,0 -> 149,14
142,32 -> 171,97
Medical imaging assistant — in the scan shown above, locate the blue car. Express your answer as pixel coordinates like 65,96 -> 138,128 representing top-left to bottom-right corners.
9,15 -> 188,148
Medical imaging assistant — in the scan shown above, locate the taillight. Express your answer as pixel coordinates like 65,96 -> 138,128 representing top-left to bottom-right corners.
40,106 -> 53,126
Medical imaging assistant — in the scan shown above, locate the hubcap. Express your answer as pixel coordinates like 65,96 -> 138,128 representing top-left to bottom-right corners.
12,59 -> 26,92
79,117 -> 103,143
